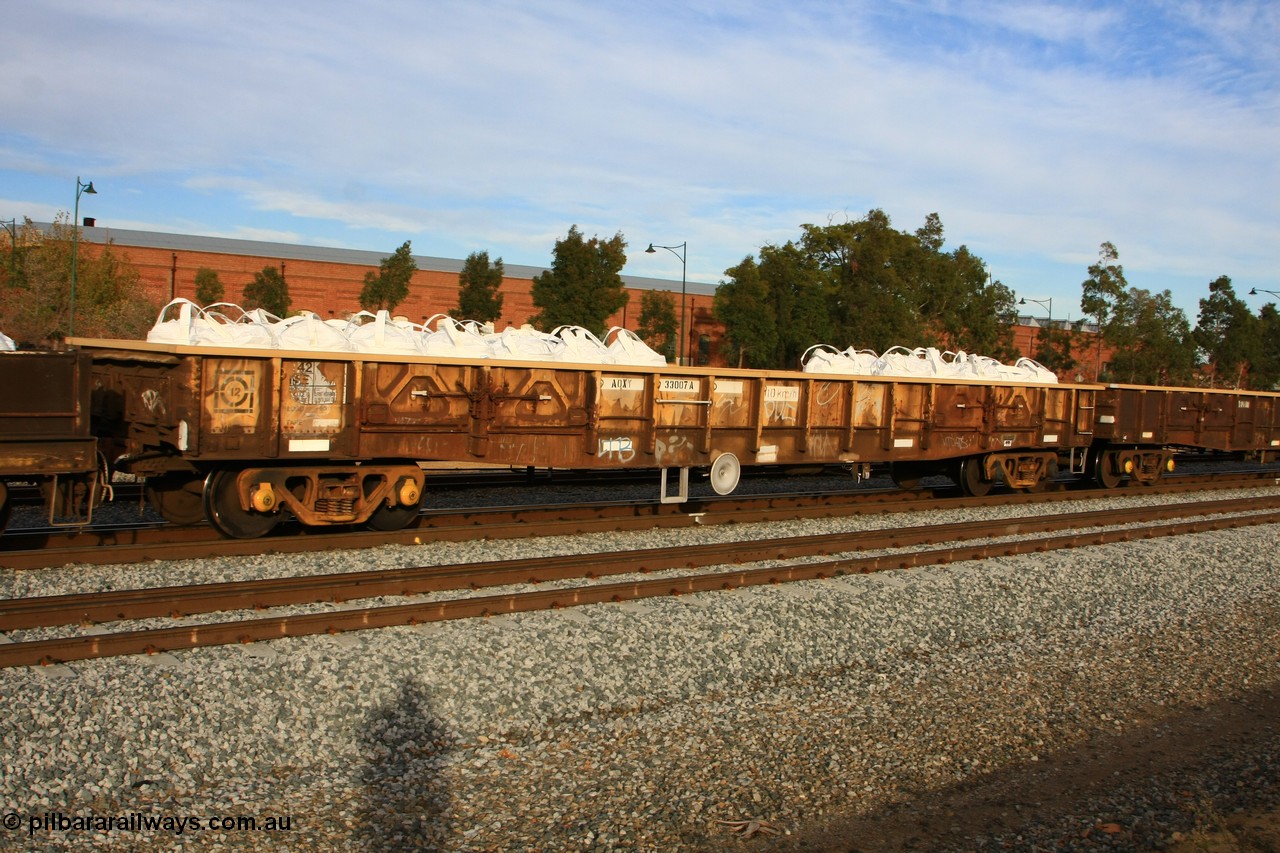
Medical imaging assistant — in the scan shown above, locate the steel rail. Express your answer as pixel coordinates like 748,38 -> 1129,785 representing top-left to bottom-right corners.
2,501 -> 1278,668
4,494 -> 1280,632
3,471 -> 1277,571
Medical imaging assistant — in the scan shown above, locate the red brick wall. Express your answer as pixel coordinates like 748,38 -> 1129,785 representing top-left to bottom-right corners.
98,240 -> 723,363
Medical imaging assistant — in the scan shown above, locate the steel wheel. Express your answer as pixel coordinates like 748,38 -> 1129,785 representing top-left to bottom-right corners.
1092,448 -> 1123,489
890,462 -> 923,490
957,456 -> 993,497
367,502 -> 419,532
203,469 -> 280,539
145,473 -> 207,525
709,452 -> 741,496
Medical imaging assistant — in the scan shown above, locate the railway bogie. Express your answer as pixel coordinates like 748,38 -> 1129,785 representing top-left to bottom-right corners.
1,337 -> 1278,538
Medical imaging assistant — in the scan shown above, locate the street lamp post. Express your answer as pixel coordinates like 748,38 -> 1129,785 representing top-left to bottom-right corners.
644,241 -> 687,365
1019,295 -> 1055,369
1248,287 -> 1280,299
70,176 -> 97,337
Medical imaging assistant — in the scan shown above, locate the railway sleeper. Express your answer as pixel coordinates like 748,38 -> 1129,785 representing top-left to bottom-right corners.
212,464 -> 424,535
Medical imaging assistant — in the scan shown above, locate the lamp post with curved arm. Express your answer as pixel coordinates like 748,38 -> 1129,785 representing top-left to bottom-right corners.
1019,295 -> 1057,371
1249,287 -> 1280,299
70,176 -> 97,337
644,241 -> 687,365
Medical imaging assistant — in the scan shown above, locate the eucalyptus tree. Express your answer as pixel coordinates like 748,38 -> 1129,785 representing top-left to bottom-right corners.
1108,287 -> 1195,385
1194,275 -> 1258,388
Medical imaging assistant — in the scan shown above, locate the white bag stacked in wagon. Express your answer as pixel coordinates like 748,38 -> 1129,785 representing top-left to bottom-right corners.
143,299 -> 672,366
802,343 -> 1057,383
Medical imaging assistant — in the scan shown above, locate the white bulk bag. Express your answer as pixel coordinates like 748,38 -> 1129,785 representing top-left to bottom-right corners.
274,311 -> 355,352
486,325 -> 564,361
605,327 -> 668,366
421,315 -> 491,359
147,298 -> 242,347
346,310 -> 426,355
552,326 -> 616,364
200,303 -> 277,349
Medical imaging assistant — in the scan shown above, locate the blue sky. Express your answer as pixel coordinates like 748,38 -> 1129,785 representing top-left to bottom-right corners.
3,0 -> 1277,325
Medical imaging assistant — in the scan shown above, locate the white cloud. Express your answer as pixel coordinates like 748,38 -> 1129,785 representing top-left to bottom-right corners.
1,0 -> 1276,316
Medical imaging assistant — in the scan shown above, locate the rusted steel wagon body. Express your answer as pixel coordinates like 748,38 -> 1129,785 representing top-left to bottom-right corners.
1090,384 -> 1280,486
79,339 -> 1101,535
60,337 -> 1280,537
0,350 -> 101,530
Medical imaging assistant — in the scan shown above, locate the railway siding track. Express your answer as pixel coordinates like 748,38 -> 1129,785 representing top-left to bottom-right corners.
2,493 -> 1278,668
2,470 -> 1277,570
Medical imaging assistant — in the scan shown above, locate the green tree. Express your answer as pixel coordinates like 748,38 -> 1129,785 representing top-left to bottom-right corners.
359,241 -> 417,312
0,214 -> 156,344
1107,287 -> 1195,385
242,265 -> 290,318
930,245 -> 1017,358
1194,275 -> 1257,388
1251,303 -> 1280,390
800,211 -> 919,352
713,256 -> 779,369
712,209 -> 1012,369
530,226 -> 628,335
758,241 -> 832,368
450,250 -> 505,322
1033,323 -> 1077,375
635,289 -> 678,361
194,267 -> 224,306
1081,241 -> 1128,335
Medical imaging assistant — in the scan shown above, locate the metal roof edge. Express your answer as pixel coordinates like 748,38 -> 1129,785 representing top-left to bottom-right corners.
36,222 -> 718,295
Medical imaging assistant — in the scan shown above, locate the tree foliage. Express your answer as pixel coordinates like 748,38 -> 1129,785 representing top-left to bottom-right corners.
713,256 -> 779,368
194,267 -> 224,306
1106,287 -> 1195,385
359,241 -> 417,312
530,226 -> 628,335
0,215 -> 156,344
1081,241 -> 1127,336
242,265 -> 291,318
1252,303 -> 1280,390
635,289 -> 678,361
713,209 -> 1017,369
1193,275 -> 1257,388
451,250 -> 505,322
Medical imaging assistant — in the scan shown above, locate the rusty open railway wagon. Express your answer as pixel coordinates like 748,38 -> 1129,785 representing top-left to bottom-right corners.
30,337 -> 1271,539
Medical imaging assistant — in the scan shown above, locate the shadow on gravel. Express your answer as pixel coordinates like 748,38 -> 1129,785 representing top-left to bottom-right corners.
762,685 -> 1280,853
358,679 -> 453,850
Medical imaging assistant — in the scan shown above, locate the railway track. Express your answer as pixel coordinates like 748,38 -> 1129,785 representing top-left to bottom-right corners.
1,469 -> 1277,570
2,491 -> 1278,668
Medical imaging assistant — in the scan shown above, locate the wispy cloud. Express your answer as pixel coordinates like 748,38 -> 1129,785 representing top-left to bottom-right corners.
2,0 -> 1276,313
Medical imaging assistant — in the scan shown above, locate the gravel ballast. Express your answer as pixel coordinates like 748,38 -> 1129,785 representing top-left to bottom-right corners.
1,487 -> 1278,851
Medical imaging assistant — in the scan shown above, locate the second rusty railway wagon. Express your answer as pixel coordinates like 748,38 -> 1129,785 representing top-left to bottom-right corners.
0,350 -> 102,532
74,337 -> 1280,538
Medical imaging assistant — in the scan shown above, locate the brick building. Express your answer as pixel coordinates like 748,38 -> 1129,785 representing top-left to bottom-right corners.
76,225 -> 723,364
71,225 -> 1104,378
1010,315 -> 1114,383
